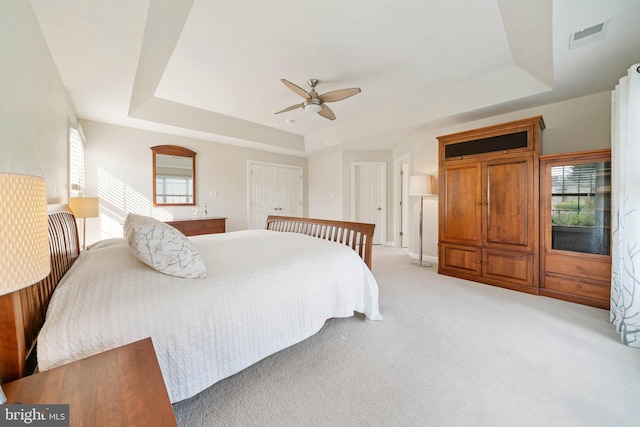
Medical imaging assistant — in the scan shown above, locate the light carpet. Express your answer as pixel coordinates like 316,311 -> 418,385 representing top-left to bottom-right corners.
172,246 -> 640,426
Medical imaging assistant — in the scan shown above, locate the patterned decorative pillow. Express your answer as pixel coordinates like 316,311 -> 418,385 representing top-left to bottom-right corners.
123,213 -> 207,279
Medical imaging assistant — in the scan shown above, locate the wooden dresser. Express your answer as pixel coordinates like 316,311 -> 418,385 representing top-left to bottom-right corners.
2,338 -> 177,426
166,217 -> 226,236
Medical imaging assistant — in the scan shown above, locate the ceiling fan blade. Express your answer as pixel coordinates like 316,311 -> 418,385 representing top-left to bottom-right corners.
318,104 -> 336,120
318,88 -> 361,103
281,79 -> 311,100
275,103 -> 303,114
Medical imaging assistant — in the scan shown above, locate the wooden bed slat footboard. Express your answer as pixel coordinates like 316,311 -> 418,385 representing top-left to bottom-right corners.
265,215 -> 375,270
0,208 -> 79,383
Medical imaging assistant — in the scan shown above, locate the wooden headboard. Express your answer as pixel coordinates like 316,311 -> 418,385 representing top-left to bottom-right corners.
0,206 -> 79,383
265,215 -> 375,270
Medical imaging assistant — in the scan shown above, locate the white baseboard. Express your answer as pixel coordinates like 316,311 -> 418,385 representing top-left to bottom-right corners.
408,250 -> 438,265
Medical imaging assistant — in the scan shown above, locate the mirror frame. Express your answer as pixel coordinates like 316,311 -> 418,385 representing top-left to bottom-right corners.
151,145 -> 197,206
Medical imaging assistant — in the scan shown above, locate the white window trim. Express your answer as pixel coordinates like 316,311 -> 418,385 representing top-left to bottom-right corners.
69,122 -> 86,197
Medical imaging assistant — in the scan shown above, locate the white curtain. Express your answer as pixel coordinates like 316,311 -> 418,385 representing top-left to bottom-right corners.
611,63 -> 640,347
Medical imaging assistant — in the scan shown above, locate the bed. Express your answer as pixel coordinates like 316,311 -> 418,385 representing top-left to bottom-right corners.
0,207 -> 381,403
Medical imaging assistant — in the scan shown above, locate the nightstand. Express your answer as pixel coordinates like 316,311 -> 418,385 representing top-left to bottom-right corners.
2,338 -> 177,426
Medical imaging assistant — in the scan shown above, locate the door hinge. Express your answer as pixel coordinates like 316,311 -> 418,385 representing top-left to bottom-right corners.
400,231 -> 404,236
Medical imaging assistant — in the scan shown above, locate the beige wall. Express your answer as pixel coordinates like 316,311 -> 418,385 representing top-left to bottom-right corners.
392,91 -> 612,263
308,150 -> 343,220
0,1 -> 76,202
81,120 -> 308,244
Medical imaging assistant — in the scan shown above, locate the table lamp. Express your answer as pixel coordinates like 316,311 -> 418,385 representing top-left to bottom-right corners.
68,197 -> 99,250
409,174 -> 435,267
0,173 -> 51,403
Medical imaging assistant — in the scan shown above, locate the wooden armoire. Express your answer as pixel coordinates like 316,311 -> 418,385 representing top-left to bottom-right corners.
437,116 -> 544,294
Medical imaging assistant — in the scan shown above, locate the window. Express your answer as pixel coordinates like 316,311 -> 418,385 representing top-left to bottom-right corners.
69,123 -> 86,197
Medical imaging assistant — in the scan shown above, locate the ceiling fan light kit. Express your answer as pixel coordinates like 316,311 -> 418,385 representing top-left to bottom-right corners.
276,78 -> 361,120
303,102 -> 322,113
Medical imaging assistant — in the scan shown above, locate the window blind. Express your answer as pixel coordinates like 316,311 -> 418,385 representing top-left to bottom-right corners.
551,164 -> 596,195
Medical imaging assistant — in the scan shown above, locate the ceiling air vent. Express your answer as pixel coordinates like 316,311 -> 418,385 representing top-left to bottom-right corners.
569,20 -> 608,50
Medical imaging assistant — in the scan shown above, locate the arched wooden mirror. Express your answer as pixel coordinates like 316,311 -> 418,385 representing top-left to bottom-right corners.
151,145 -> 196,206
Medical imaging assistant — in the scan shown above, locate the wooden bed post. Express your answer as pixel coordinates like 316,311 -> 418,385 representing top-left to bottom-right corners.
0,208 -> 80,384
0,292 -> 27,382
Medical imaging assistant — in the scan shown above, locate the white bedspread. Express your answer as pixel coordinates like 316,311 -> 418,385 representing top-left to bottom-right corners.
38,230 -> 382,403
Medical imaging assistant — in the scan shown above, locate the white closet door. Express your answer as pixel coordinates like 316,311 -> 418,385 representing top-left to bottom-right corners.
249,162 -> 303,229
278,166 -> 303,217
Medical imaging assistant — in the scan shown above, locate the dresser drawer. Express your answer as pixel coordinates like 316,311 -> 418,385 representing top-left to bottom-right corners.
544,254 -> 611,282
543,275 -> 610,301
166,218 -> 226,236
181,219 -> 224,235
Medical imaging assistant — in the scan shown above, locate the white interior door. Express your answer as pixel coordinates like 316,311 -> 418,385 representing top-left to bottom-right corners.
353,163 -> 386,245
249,162 -> 303,229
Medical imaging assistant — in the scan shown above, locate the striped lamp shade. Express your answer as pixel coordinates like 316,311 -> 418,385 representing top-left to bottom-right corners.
0,173 -> 51,296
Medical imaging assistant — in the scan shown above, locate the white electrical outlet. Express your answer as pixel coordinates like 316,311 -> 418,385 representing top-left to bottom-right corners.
209,190 -> 218,198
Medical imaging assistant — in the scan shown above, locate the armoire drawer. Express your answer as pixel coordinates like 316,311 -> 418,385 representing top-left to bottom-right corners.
544,254 -> 611,282
543,274 -> 610,301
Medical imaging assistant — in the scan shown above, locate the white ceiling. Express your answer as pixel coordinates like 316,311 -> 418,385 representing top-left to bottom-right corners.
30,0 -> 640,156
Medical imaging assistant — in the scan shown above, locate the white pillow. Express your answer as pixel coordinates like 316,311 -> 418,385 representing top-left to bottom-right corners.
123,213 -> 207,279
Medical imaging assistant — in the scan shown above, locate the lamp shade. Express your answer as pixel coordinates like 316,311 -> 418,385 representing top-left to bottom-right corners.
0,173 -> 51,296
68,197 -> 99,218
408,175 -> 435,196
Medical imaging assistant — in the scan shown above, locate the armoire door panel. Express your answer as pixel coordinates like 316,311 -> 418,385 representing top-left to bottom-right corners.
440,163 -> 482,244
484,158 -> 532,249
482,249 -> 533,287
440,243 -> 481,275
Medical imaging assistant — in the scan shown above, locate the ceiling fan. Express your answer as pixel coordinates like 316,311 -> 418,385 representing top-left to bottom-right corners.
275,79 -> 361,121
